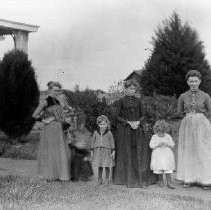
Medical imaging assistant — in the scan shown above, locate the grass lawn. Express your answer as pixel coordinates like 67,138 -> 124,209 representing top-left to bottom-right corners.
1,120 -> 208,209
0,175 -> 210,210
0,132 -> 39,160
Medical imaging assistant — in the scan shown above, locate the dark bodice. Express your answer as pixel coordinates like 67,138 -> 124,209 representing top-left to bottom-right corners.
44,96 -> 65,122
116,96 -> 144,124
45,96 -> 60,107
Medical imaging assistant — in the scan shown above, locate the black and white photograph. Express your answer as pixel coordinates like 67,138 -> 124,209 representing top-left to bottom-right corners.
0,0 -> 211,209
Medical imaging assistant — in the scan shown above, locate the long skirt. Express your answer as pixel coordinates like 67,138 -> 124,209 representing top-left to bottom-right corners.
176,113 -> 211,185
38,121 -> 71,180
113,124 -> 157,188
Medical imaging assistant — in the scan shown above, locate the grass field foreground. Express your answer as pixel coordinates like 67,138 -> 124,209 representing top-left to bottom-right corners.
0,175 -> 211,210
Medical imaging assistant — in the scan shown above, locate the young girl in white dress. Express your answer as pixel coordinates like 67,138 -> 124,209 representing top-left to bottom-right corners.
149,120 -> 175,189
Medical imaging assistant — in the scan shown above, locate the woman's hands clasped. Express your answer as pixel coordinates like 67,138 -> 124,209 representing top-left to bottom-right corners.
127,121 -> 140,130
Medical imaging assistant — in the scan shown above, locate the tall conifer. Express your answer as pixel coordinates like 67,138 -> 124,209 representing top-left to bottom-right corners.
141,12 -> 211,97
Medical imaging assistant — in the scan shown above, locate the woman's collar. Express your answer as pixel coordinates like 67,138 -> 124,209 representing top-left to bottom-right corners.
126,94 -> 135,97
189,89 -> 200,94
48,94 -> 57,99
97,128 -> 109,136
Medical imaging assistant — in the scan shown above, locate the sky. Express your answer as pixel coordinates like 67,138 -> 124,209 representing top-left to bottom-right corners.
0,0 -> 211,91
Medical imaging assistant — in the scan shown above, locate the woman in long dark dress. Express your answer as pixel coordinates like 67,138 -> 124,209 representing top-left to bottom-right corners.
113,80 -> 157,188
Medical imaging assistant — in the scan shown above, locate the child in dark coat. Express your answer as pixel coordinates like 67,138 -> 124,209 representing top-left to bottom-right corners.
70,125 -> 93,182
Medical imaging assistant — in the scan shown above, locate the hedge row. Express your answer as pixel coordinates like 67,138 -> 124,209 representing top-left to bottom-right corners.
84,94 -> 178,133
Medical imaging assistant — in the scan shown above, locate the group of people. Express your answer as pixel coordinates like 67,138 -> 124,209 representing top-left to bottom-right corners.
32,69 -> 211,190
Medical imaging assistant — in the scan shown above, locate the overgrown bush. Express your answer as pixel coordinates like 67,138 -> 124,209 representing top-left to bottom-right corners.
84,98 -> 116,134
68,81 -> 178,134
63,88 -> 98,110
1,133 -> 39,160
142,94 -> 178,124
84,89 -> 178,134
106,80 -> 126,105
106,81 -> 178,133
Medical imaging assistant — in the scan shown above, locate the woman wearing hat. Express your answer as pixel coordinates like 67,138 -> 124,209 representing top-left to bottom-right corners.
177,70 -> 211,189
113,79 -> 157,188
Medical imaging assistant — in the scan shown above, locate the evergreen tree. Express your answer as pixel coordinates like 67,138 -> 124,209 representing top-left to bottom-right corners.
0,50 -> 39,137
140,12 -> 211,97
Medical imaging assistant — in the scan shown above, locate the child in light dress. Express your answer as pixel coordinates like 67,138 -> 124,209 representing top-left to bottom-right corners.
149,120 -> 175,189
91,115 -> 115,186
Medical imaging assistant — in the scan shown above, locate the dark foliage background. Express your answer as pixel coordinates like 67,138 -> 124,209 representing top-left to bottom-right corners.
63,82 -> 179,135
0,50 -> 39,137
140,12 -> 211,97
63,88 -> 116,134
141,94 -> 178,135
63,88 -> 98,111
84,98 -> 117,134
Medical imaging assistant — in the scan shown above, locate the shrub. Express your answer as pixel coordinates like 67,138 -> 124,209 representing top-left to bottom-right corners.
105,81 -> 178,135
106,80 -> 126,105
0,50 -> 39,137
1,132 -> 39,160
142,94 -> 178,124
84,98 -> 116,134
107,80 -> 177,119
63,88 -> 98,110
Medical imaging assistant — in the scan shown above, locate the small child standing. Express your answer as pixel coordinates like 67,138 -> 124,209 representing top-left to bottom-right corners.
91,115 -> 115,186
149,120 -> 175,189
70,123 -> 93,182
71,141 -> 93,182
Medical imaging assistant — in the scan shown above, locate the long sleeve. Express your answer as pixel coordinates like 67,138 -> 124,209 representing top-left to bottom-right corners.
91,131 -> 97,150
138,99 -> 145,124
32,100 -> 47,119
149,135 -> 159,149
108,131 -> 115,149
205,93 -> 211,122
177,94 -> 184,115
116,99 -> 128,124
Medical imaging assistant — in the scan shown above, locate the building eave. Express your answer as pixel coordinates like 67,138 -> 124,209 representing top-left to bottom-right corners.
125,69 -> 142,81
0,19 -> 39,33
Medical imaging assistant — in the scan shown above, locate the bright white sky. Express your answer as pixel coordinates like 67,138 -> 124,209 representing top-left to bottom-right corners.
0,0 -> 211,91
